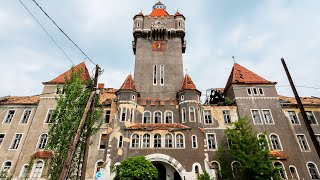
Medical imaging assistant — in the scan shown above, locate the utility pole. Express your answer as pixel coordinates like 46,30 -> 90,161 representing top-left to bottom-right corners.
59,64 -> 100,180
281,58 -> 320,158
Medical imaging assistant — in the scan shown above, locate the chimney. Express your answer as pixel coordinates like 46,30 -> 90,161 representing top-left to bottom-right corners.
98,83 -> 105,89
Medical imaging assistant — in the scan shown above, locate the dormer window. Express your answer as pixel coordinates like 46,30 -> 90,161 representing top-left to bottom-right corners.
181,95 -> 184,101
132,95 -> 135,100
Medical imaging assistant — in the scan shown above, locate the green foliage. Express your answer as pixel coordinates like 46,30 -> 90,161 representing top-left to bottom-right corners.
218,118 -> 280,180
0,169 -> 9,180
46,66 -> 102,180
224,97 -> 233,105
197,171 -> 212,180
112,156 -> 158,180
22,155 -> 36,179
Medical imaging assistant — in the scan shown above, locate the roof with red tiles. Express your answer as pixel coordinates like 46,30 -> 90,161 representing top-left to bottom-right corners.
269,151 -> 288,160
225,63 -> 274,91
155,1 -> 163,5
126,123 -> 190,131
118,74 -> 136,92
149,8 -> 169,17
180,74 -> 197,92
99,88 -> 117,104
0,95 -> 40,105
279,95 -> 320,105
33,150 -> 54,159
44,62 -> 90,84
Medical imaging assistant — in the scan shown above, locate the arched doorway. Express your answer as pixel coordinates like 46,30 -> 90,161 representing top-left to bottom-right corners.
174,171 -> 181,180
154,163 -> 166,180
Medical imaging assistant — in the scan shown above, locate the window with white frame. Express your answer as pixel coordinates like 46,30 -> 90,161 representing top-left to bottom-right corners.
143,111 -> 151,124
189,106 -> 196,122
165,111 -> 173,123
176,134 -> 184,148
204,110 -> 212,124
306,111 -> 317,124
4,110 -> 15,123
247,88 -> 252,95
181,108 -> 186,123
129,109 -> 133,122
258,88 -> 264,95
142,134 -> 150,148
195,165 -> 199,178
19,164 -> 28,178
288,111 -> 299,124
211,161 -> 221,179
21,109 -> 31,124
2,161 -> 11,172
44,109 -> 54,123
232,161 -> 241,179
105,110 -> 111,123
37,134 -> 48,149
192,135 -> 197,148
253,88 -> 258,95
198,108 -> 202,123
131,134 -> 140,148
316,135 -> 320,148
153,65 -> 157,85
307,162 -> 320,179
56,86 -> 64,94
165,134 -> 173,148
270,134 -> 282,150
262,110 -> 273,124
121,108 -> 127,122
289,166 -> 299,179
95,161 -> 104,174
132,95 -> 135,100
118,136 -> 123,148
251,110 -> 262,124
154,111 -> 162,124
274,162 -> 287,179
207,134 -> 216,150
257,134 -> 268,150
223,110 -> 231,124
160,64 -> 164,85
154,134 -> 161,148
181,95 -> 184,101
31,161 -> 44,178
99,134 -> 107,149
0,134 -> 5,146
10,134 -> 22,149
297,134 -> 310,151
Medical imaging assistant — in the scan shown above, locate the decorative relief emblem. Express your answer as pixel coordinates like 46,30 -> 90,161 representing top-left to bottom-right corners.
152,41 -> 166,52
151,20 -> 167,29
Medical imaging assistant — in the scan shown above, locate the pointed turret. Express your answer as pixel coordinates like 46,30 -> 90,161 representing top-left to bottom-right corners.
43,62 -> 90,84
116,74 -> 139,102
180,74 -> 197,92
119,74 -> 137,92
178,74 -> 201,103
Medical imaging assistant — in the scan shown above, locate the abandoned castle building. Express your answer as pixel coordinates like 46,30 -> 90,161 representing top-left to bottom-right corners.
0,2 -> 320,180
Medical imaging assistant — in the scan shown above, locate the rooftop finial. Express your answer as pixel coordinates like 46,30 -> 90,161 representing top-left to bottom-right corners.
232,56 -> 236,64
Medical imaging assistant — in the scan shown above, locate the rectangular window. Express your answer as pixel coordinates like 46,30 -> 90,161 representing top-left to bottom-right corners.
192,135 -> 198,148
21,109 -> 31,124
0,134 -> 5,146
316,135 -> 320,148
247,88 -> 252,95
288,111 -> 299,124
4,110 -> 15,123
99,134 -> 107,149
153,65 -> 157,85
10,134 -> 23,149
223,110 -> 231,124
262,110 -> 273,124
251,110 -> 262,124
297,135 -> 310,151
118,136 -> 123,148
306,111 -> 317,124
253,88 -> 258,95
204,110 -> 212,124
207,134 -> 217,150
121,108 -> 127,122
105,110 -> 111,123
258,88 -> 264,95
160,65 -> 164,85
44,109 -> 54,123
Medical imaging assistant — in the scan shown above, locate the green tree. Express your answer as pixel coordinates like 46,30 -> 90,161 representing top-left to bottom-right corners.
197,171 -> 212,180
45,66 -> 102,180
112,156 -> 158,180
218,118 -> 280,180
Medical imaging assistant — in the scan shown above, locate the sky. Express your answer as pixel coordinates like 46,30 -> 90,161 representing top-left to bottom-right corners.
0,0 -> 319,98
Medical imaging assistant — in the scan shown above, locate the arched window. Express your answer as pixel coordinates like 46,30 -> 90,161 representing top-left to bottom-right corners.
2,161 -> 11,172
181,108 -> 186,123
274,162 -> 287,179
160,65 -> 164,85
153,65 -> 157,85
31,160 -> 44,178
189,106 -> 196,122
176,134 -> 184,148
307,162 -> 320,179
121,107 -> 127,122
270,134 -> 282,150
154,134 -> 161,148
211,161 -> 221,179
95,161 -> 104,176
118,135 -> 123,148
289,166 -> 299,179
142,134 -> 150,148
231,161 -> 241,179
192,135 -> 198,148
143,111 -> 151,124
165,111 -> 173,123
37,134 -> 48,149
195,165 -> 199,178
257,133 -> 269,149
131,134 -> 140,148
165,134 -> 173,148
19,164 -> 28,178
154,111 -> 162,124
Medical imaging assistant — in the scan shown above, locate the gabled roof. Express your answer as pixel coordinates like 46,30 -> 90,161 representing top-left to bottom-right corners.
180,74 -> 197,92
149,8 -> 169,17
118,74 -> 136,91
225,63 -> 275,90
44,62 -> 90,84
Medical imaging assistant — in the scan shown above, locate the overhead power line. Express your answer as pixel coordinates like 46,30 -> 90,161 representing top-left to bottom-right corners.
18,0 -> 75,65
32,0 -> 97,66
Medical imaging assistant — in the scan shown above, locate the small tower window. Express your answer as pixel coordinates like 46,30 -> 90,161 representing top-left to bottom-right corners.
118,135 -> 123,148
153,65 -> 157,85
160,65 -> 164,85
178,21 -> 181,27
181,95 -> 184,101
132,95 -> 135,100
137,21 -> 140,27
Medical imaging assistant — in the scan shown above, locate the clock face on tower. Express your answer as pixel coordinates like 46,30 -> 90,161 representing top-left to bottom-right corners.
152,41 -> 166,52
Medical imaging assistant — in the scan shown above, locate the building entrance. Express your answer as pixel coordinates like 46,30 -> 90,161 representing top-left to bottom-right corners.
152,161 -> 182,180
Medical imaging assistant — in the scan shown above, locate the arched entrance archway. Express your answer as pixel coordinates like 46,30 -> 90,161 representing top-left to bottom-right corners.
153,163 -> 166,180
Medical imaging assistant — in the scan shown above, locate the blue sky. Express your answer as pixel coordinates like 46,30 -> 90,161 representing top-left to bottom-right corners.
0,0 -> 319,98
